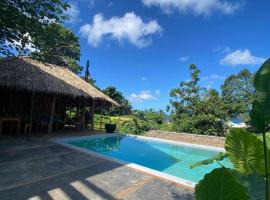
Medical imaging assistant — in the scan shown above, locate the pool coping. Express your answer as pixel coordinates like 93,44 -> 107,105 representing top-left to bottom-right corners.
54,133 -> 226,189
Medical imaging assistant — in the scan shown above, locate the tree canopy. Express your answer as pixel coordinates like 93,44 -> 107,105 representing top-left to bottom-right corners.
102,86 -> 132,116
0,0 -> 69,56
221,69 -> 255,123
168,64 -> 228,136
31,23 -> 81,73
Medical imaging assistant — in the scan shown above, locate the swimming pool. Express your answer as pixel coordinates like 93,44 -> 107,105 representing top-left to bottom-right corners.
57,134 -> 232,186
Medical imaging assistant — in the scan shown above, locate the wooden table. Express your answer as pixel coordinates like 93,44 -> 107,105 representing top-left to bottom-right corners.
0,117 -> 21,136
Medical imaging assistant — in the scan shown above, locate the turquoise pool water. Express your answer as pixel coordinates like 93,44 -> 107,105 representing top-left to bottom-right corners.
66,135 -> 232,183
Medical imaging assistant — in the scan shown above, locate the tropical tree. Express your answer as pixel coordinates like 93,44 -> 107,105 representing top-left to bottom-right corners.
221,69 -> 255,123
31,23 -> 81,73
168,64 -> 228,136
102,86 -> 132,116
0,0 -> 69,56
194,59 -> 270,200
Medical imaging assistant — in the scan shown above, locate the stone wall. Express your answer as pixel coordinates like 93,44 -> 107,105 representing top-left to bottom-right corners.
144,130 -> 225,147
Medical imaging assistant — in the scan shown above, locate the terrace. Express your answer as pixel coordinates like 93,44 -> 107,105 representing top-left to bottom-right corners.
0,135 -> 194,200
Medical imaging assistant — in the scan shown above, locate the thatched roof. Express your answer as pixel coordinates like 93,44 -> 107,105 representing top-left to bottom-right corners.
0,57 -> 118,106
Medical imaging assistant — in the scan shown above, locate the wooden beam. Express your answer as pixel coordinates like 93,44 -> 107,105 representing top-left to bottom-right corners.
48,95 -> 56,134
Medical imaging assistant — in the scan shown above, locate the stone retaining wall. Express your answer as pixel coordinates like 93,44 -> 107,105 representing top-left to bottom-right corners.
144,130 -> 225,147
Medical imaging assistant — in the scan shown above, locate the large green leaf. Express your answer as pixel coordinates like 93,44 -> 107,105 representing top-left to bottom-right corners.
250,59 -> 270,132
190,152 -> 227,169
225,128 -> 265,175
195,167 -> 249,200
233,172 -> 267,200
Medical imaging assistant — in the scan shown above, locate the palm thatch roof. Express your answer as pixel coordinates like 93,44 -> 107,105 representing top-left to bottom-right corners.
0,57 -> 118,106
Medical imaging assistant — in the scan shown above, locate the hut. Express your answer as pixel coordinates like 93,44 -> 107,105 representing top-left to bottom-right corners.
0,57 -> 118,136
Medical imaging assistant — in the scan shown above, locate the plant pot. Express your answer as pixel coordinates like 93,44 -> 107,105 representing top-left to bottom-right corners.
105,123 -> 116,133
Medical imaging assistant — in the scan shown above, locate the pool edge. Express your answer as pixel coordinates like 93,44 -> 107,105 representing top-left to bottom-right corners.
53,134 -> 207,190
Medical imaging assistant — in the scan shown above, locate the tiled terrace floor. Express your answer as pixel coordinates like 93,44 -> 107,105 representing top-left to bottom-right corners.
0,136 -> 194,200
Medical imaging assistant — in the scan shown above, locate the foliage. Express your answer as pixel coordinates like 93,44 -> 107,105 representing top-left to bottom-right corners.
93,114 -> 132,131
249,58 -> 270,199
118,109 -> 166,135
221,69 -> 255,123
194,59 -> 270,200
168,64 -> 228,136
0,0 -> 68,56
190,152 -> 227,169
193,129 -> 270,199
250,59 -> 270,132
225,128 -> 265,175
195,167 -> 249,200
31,23 -> 81,73
233,171 -> 266,200
102,86 -> 132,116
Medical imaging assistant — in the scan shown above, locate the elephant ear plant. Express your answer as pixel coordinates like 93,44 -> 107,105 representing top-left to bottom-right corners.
193,59 -> 270,200
250,58 -> 270,199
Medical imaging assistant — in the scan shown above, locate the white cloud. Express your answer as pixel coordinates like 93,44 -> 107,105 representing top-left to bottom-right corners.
141,77 -> 148,81
128,90 -> 160,103
142,0 -> 241,15
220,49 -> 266,66
202,74 -> 225,81
80,12 -> 163,48
179,56 -> 190,62
65,2 -> 80,23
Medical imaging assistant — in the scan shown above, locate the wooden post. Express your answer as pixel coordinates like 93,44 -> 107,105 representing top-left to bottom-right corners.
77,99 -> 80,120
100,108 -> 103,131
91,100 -> 95,130
82,99 -> 86,128
28,91 -> 35,138
48,95 -> 56,134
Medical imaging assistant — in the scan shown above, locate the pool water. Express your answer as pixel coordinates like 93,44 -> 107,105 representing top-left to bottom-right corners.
66,135 -> 232,183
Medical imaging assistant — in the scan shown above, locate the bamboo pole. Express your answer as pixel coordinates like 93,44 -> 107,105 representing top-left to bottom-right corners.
48,95 -> 56,134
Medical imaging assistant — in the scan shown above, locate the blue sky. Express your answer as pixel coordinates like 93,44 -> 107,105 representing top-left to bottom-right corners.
64,0 -> 269,111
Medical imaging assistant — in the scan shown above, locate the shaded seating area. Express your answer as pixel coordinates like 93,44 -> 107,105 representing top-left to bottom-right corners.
0,57 -> 118,136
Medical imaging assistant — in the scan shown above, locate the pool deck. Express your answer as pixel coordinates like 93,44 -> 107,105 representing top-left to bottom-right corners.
0,136 -> 194,200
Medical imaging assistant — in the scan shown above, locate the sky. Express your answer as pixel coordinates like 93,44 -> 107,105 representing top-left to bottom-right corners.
64,0 -> 270,111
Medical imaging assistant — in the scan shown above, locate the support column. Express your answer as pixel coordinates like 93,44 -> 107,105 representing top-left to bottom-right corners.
91,100 -> 95,130
28,91 -> 35,137
100,108 -> 103,131
48,95 -> 56,134
82,99 -> 86,128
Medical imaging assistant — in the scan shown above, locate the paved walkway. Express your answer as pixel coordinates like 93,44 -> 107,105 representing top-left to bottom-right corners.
0,136 -> 194,200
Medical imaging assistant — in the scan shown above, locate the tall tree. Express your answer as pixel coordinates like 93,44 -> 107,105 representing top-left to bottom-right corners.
31,23 -> 81,73
0,0 -> 68,56
221,69 -> 255,123
168,64 -> 228,136
102,86 -> 132,116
